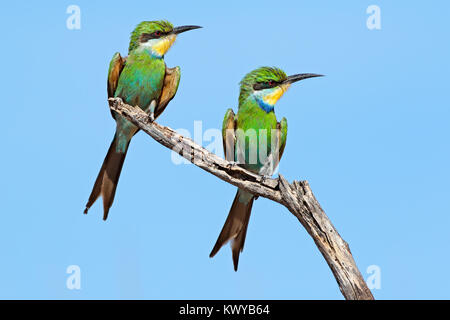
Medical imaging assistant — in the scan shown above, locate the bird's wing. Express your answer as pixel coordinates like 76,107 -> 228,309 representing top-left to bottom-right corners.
107,52 -> 126,98
274,117 -> 288,170
222,108 -> 236,161
154,65 -> 181,120
107,53 -> 126,119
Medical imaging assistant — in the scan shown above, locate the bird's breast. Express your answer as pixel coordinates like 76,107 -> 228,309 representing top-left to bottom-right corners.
115,57 -> 166,110
235,109 -> 278,172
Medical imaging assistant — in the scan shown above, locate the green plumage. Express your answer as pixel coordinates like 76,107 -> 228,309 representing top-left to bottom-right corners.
128,20 -> 173,52
113,53 -> 165,151
212,66 -> 322,270
85,19 -> 201,219
235,98 -> 284,172
238,66 -> 287,106
85,21 -> 180,220
211,67 -> 288,271
235,67 -> 288,172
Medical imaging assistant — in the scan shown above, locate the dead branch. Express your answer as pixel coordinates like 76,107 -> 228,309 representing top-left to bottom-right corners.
108,97 -> 374,300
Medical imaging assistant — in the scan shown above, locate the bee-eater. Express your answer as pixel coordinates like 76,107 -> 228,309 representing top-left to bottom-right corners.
210,67 -> 323,271
84,21 -> 201,220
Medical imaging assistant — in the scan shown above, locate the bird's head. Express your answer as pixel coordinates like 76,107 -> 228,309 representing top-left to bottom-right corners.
239,67 -> 323,112
129,20 -> 201,57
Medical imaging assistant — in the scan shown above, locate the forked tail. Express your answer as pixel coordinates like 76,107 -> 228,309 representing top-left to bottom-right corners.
84,134 -> 130,220
210,188 -> 255,271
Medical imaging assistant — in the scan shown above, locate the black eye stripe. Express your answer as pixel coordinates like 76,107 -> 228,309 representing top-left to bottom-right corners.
253,80 -> 280,91
140,31 -> 169,42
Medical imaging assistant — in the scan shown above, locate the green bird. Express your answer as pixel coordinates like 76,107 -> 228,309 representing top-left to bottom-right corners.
210,67 -> 323,271
84,21 -> 201,220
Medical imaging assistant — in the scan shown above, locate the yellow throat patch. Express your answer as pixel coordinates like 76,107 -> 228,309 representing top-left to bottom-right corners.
153,34 -> 176,56
262,83 -> 291,106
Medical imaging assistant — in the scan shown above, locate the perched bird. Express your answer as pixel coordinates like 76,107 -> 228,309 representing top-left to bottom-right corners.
210,67 -> 323,271
84,21 -> 201,220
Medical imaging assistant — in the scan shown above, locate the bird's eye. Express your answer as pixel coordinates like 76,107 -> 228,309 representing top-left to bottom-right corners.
268,80 -> 274,86
154,31 -> 162,37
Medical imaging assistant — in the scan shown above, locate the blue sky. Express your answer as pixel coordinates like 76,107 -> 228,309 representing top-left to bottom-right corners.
0,1 -> 449,299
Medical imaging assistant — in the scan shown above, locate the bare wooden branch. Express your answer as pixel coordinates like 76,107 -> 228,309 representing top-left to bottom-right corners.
108,97 -> 374,300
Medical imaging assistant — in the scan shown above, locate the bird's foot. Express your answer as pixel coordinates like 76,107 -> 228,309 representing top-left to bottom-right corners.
226,161 -> 238,170
260,174 -> 271,184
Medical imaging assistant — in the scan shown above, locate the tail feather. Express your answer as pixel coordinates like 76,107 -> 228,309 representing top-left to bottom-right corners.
84,135 -> 130,220
210,189 -> 254,271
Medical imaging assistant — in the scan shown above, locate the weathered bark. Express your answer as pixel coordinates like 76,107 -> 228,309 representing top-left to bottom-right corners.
108,97 -> 374,300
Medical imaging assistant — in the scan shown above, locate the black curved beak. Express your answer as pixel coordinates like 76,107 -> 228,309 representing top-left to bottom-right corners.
172,25 -> 202,35
283,73 -> 324,85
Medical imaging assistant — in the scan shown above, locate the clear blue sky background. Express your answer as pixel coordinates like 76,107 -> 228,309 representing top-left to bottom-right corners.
0,1 -> 449,299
